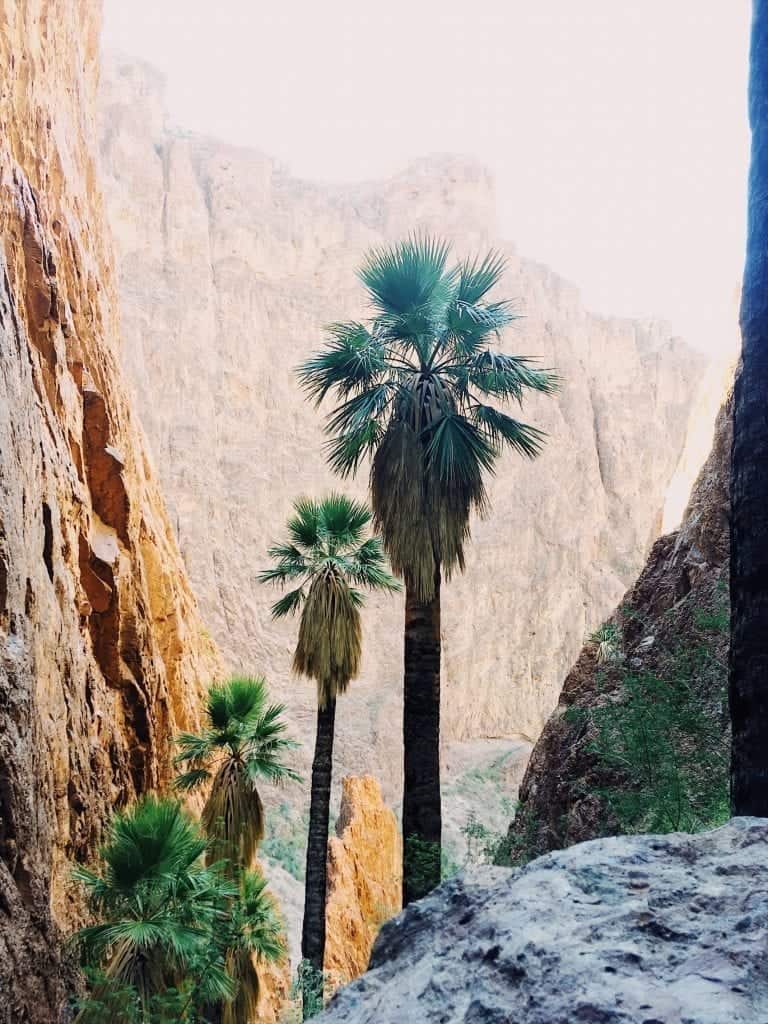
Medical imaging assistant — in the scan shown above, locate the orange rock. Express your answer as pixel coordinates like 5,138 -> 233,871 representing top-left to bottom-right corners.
324,776 -> 402,987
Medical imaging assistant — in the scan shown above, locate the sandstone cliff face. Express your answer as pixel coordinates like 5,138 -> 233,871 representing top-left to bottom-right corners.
97,61 -> 707,802
506,397 -> 731,857
0,6 -> 219,1020
324,776 -> 402,987
319,819 -> 768,1024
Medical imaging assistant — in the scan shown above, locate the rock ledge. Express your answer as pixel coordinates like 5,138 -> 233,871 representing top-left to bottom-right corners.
319,818 -> 768,1024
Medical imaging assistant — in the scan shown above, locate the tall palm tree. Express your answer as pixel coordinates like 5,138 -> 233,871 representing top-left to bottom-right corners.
258,494 -> 399,1016
731,0 -> 768,815
220,870 -> 285,1024
174,675 -> 299,868
72,796 -> 236,1022
299,237 -> 559,901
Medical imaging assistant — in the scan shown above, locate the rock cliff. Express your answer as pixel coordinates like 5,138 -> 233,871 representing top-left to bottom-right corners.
505,396 -> 731,858
0,5 -> 219,1020
318,818 -> 768,1024
98,58 -> 707,817
324,776 -> 402,987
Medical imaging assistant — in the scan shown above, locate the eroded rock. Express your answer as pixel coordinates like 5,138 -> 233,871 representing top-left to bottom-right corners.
324,776 -> 402,987
319,819 -> 768,1024
0,4 -> 220,1019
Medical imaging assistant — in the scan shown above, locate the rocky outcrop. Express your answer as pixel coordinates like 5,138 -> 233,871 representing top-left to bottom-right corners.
505,397 -> 731,857
98,59 -> 707,807
0,5 -> 219,1020
324,776 -> 402,986
318,818 -> 768,1024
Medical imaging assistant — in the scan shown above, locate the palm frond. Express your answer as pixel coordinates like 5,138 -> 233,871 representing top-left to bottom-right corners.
455,250 -> 508,303
468,350 -> 561,402
445,299 -> 519,354
471,404 -> 547,458
173,767 -> 212,793
297,321 -> 386,404
101,797 -> 207,893
171,678 -> 298,869
287,497 -> 323,549
270,587 -> 305,618
359,235 -> 453,319
324,418 -> 385,477
318,493 -> 372,546
257,544 -> 308,584
426,412 -> 497,481
227,676 -> 268,722
174,732 -> 214,765
325,382 -> 395,438
298,235 -> 561,600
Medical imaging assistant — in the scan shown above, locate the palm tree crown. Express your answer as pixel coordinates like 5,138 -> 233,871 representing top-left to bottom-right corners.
174,676 -> 299,866
72,797 -> 235,1014
298,236 -> 560,599
258,493 -> 400,707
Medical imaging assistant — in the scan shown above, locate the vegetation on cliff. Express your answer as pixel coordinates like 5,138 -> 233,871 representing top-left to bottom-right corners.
499,400 -> 731,863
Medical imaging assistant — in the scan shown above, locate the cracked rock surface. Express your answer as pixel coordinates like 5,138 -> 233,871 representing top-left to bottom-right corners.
319,818 -> 768,1024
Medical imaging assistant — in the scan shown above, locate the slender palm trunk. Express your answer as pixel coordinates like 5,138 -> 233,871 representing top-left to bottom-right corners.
731,0 -> 768,816
402,566 -> 442,905
301,696 -> 336,1018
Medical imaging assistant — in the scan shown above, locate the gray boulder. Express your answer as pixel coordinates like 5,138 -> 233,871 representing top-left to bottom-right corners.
319,818 -> 768,1024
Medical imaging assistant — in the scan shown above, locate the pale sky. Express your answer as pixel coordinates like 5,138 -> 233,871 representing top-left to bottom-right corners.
102,1 -> 751,355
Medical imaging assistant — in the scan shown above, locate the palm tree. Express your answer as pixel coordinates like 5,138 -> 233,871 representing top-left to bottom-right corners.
299,237 -> 559,901
174,676 -> 299,868
731,0 -> 768,815
258,494 -> 399,1016
72,796 -> 235,1021
220,870 -> 285,1024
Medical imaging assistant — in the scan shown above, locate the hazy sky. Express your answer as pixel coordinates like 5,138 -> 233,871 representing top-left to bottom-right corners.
102,1 -> 751,354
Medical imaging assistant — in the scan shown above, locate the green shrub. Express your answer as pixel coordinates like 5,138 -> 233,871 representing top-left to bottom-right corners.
588,600 -> 729,834
261,802 -> 308,880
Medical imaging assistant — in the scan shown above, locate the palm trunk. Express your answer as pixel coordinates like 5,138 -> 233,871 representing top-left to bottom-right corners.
301,696 -> 336,1018
731,0 -> 768,816
402,566 -> 442,905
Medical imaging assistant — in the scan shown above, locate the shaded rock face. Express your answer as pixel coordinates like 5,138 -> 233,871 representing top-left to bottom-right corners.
98,58 -> 706,804
319,818 -> 768,1024
324,776 -> 402,987
0,5 -> 219,1020
507,398 -> 731,856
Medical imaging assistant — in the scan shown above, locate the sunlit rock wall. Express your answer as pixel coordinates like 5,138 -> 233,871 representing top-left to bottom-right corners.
0,7 -> 219,1020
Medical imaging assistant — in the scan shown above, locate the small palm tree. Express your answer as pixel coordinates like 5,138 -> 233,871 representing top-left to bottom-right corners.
174,676 -> 299,868
299,237 -> 559,901
258,494 -> 399,1017
72,797 -> 235,1021
221,870 -> 286,1024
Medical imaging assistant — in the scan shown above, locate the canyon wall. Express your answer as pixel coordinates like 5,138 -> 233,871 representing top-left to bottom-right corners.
98,58 -> 707,805
505,395 -> 731,857
0,6 -> 220,1020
